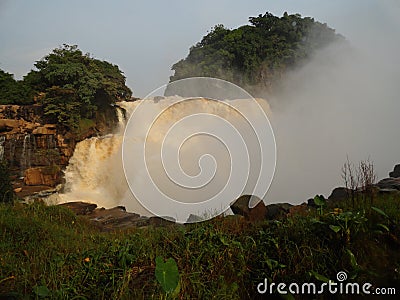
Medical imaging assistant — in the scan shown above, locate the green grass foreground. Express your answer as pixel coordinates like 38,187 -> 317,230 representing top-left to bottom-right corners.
1,194 -> 400,299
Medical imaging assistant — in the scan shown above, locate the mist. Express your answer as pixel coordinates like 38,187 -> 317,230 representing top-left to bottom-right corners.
265,6 -> 400,204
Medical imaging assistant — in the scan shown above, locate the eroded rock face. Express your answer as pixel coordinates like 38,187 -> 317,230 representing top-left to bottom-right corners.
24,166 -> 60,186
0,103 -> 120,196
0,105 -> 74,181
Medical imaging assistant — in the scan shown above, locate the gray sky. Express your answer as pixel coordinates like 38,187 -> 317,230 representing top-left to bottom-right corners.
1,0 -> 396,97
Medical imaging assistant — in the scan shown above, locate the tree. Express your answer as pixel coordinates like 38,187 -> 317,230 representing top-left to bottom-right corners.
0,159 -> 14,204
0,69 -> 33,105
169,12 -> 345,96
24,44 -> 132,129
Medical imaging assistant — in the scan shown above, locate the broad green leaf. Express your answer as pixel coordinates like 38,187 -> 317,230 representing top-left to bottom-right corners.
33,285 -> 51,298
313,195 -> 326,206
155,256 -> 180,294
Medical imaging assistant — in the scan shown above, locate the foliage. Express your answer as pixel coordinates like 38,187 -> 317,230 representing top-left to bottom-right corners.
0,70 -> 33,105
169,12 -> 345,96
0,192 -> 399,299
22,44 -> 132,129
313,194 -> 326,215
0,159 -> 14,204
1,44 -> 131,131
155,256 -> 180,295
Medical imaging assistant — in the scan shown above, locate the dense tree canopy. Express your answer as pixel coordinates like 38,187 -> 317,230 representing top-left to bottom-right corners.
24,44 -> 132,129
0,70 -> 32,105
1,44 -> 132,130
169,12 -> 345,96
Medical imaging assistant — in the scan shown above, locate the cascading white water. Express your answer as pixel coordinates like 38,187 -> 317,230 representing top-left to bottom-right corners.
57,97 -> 274,220
21,134 -> 31,171
57,100 -> 151,215
0,136 -> 5,160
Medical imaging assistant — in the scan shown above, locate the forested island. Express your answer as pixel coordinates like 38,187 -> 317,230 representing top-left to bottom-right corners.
169,12 -> 344,95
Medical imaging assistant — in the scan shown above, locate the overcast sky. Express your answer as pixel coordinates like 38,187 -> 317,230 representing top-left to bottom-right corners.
0,0 -> 398,97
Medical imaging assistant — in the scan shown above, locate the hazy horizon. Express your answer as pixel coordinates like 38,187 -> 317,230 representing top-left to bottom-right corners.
1,1 -> 398,97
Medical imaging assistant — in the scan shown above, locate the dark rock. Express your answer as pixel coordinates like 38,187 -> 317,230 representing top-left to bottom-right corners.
265,203 -> 292,220
230,195 -> 261,214
148,216 -> 176,226
249,201 -> 267,222
288,203 -> 309,216
186,214 -> 203,223
307,198 -> 316,207
328,187 -> 351,202
60,201 -> 98,215
377,178 -> 400,190
230,195 -> 292,221
389,164 -> 400,178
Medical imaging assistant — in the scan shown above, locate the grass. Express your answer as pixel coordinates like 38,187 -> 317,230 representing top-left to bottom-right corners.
0,193 -> 399,299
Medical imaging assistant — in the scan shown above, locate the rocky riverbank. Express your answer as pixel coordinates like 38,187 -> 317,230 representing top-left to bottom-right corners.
54,163 -> 400,231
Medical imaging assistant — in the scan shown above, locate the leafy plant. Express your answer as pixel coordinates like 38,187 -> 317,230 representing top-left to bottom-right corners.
327,210 -> 368,244
155,256 -> 180,296
314,195 -> 326,215
0,159 -> 14,204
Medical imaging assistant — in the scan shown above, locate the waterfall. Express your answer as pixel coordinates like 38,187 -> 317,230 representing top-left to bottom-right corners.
115,105 -> 126,132
0,136 -> 5,160
21,134 -> 32,172
57,97 -> 275,222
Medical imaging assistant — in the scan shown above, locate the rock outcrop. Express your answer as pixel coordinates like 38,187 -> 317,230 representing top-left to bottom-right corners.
0,104 -> 74,187
59,202 -> 175,231
24,166 -> 60,186
376,178 -> 400,191
389,164 -> 400,178
230,195 -> 293,222
0,103 -> 121,197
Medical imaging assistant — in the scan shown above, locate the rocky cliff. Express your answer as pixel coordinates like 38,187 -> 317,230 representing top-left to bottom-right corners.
0,103 -> 120,197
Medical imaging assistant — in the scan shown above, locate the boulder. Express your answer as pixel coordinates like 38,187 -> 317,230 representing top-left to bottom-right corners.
288,203 -> 309,216
230,195 -> 268,222
376,178 -> 400,190
149,216 -> 176,226
328,187 -> 351,201
265,203 -> 292,220
186,214 -> 204,223
389,164 -> 400,178
249,201 -> 267,222
60,201 -> 98,215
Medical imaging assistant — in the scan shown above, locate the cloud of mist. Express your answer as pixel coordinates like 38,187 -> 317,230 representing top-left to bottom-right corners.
265,6 -> 400,204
